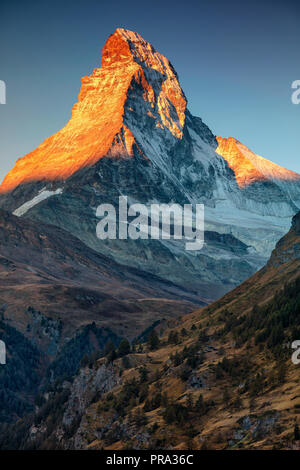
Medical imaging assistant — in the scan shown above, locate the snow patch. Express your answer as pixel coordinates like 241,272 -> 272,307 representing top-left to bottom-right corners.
13,189 -> 63,217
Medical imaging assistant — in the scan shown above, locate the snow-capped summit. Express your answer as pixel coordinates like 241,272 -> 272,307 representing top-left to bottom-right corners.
0,28 -> 187,193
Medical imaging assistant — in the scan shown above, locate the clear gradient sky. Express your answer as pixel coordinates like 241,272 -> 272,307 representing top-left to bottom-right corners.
0,0 -> 300,183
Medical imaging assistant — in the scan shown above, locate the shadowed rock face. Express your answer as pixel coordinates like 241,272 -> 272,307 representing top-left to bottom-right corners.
1,29 -> 300,301
0,209 -> 200,352
267,210 -> 300,268
292,211 -> 300,235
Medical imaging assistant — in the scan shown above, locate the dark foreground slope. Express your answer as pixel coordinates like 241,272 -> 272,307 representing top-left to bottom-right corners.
4,212 -> 299,450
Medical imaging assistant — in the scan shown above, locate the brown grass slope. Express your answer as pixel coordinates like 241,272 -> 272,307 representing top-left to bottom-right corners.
64,212 -> 300,450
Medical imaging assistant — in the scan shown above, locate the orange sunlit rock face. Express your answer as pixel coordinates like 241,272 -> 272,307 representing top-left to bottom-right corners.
0,28 -> 187,193
216,136 -> 300,188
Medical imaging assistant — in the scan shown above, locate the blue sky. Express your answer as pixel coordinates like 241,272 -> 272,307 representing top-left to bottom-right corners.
0,0 -> 300,183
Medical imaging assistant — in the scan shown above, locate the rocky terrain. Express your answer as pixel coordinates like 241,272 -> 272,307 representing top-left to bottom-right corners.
0,28 -> 300,449
2,212 -> 300,450
1,29 -> 300,300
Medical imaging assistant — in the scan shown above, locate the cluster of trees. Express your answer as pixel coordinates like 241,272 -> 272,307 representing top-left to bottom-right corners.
162,394 -> 214,425
98,377 -> 142,416
215,356 -> 252,381
0,385 -> 72,450
170,343 -> 205,370
167,327 -> 198,345
168,330 -> 180,345
143,392 -> 168,412
133,320 -> 161,343
147,330 -> 160,350
105,328 -> 161,363
163,402 -> 188,425
104,338 -> 131,363
48,322 -> 121,380
220,276 -> 300,356
0,321 -> 42,423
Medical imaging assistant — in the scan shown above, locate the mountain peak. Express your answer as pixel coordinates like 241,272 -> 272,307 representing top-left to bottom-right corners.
102,28 -> 172,72
216,136 -> 300,188
0,29 -> 186,193
101,29 -> 136,68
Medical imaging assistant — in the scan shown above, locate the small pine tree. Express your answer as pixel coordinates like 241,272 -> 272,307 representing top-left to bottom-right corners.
106,348 -> 117,363
232,395 -> 242,410
139,366 -> 149,383
133,408 -> 148,426
168,330 -> 179,344
186,393 -> 193,409
223,388 -> 230,404
276,361 -> 287,384
139,384 -> 149,403
148,330 -> 160,351
104,340 -> 115,356
161,392 -> 168,407
195,394 -> 206,415
143,399 -> 152,412
117,338 -> 131,357
173,351 -> 182,366
122,355 -> 131,369
249,397 -> 256,412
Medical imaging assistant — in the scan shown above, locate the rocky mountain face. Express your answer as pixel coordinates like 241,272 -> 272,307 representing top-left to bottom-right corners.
216,136 -> 300,192
1,29 -> 300,301
267,211 -> 300,269
4,211 -> 300,450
